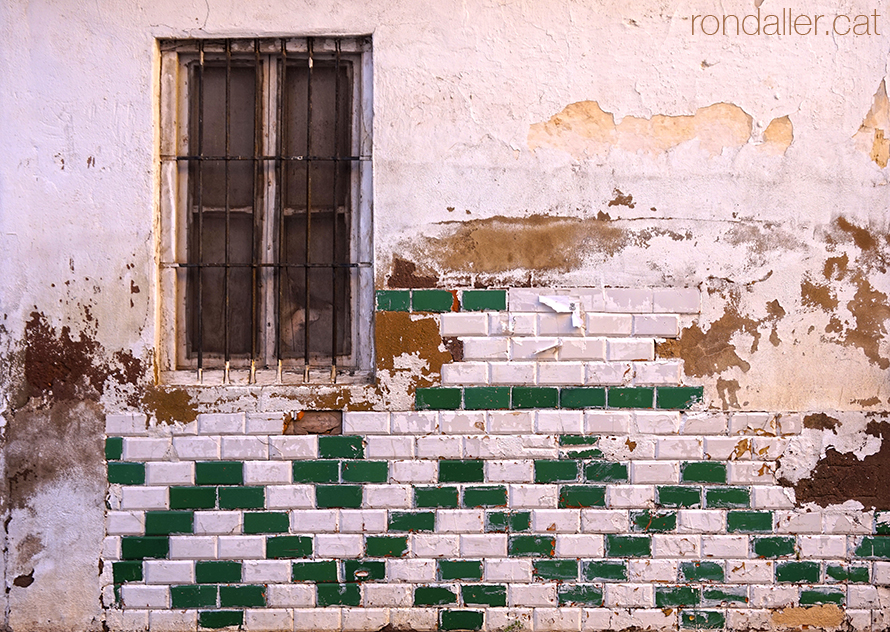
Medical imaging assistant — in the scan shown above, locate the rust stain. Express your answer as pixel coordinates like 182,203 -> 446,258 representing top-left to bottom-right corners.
802,412 -> 839,431
528,101 -> 753,158
771,604 -> 844,628
783,420 -> 890,509
424,214 -> 629,275
852,395 -> 881,407
387,257 -> 439,289
375,311 -> 452,390
853,79 -> 890,168
141,387 -> 198,425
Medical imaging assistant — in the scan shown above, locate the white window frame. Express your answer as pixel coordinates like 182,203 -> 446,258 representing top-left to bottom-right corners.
157,37 -> 374,386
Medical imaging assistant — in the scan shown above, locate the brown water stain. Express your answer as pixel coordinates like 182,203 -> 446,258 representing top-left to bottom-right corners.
800,278 -> 838,311
387,257 -> 439,289
785,420 -> 890,509
425,214 -> 630,275
802,412 -> 840,431
664,306 -> 761,377
141,387 -> 198,425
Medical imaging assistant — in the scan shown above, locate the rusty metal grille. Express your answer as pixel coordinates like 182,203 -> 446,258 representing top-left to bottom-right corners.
159,37 -> 372,383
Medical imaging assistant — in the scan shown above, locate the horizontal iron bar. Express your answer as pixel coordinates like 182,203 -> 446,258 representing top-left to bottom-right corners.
163,261 -> 371,269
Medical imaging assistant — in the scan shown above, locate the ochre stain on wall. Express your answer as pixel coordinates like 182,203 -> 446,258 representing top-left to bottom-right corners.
376,311 -> 454,389
425,214 -> 629,274
800,278 -> 838,311
528,101 -> 753,158
771,604 -> 844,628
853,80 -> 890,168
141,387 -> 198,425
760,115 -> 794,154
785,420 -> 890,509
802,412 -> 840,431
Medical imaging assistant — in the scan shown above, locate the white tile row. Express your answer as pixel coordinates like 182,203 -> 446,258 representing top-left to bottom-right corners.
460,337 -> 655,362
440,361 -> 681,386
507,288 -> 700,314
440,313 -> 680,338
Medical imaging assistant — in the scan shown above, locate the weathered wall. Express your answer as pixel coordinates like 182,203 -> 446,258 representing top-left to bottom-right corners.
2,0 -> 890,629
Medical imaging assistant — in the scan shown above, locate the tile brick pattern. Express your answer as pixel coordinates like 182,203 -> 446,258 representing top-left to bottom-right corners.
102,288 -> 889,630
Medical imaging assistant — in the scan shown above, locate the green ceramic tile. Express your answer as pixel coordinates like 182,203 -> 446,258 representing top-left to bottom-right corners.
462,585 -> 506,607
219,584 -> 265,607
701,587 -> 748,606
560,388 -> 606,409
121,536 -> 168,560
170,486 -> 216,510
292,460 -> 339,483
317,583 -> 361,607
511,387 -> 559,409
776,561 -> 820,583
463,486 -> 507,508
464,387 -> 510,410
439,560 -> 482,581
727,511 -> 772,533
243,512 -> 289,534
535,460 -> 579,483
485,511 -> 530,533
605,535 -> 651,558
582,560 -> 626,581
376,290 -> 410,311
145,511 -> 193,535
557,584 -> 603,606
439,460 -> 484,483
800,589 -> 844,605
461,290 -> 506,312
415,586 -> 458,606
319,435 -> 364,459
657,485 -> 701,508
826,564 -> 869,583
855,536 -> 890,559
195,462 -> 243,485
412,290 -> 455,312
292,561 -> 338,582
607,387 -> 654,409
584,461 -> 628,482
343,560 -> 386,582
533,560 -> 578,581
341,461 -> 388,483
681,462 -> 726,484
105,437 -> 124,461
656,386 -> 704,409
266,535 -> 312,559
656,586 -> 700,607
439,610 -> 483,631
107,462 -> 145,485
416,388 -> 463,411
631,510 -> 677,533
680,610 -> 725,630
416,486 -> 460,508
389,511 -> 435,532
198,611 -> 243,629
705,487 -> 750,508
365,536 -> 408,557
172,584 -> 217,608
218,486 -> 264,509
112,561 -> 142,583
558,485 -> 605,508
196,561 -> 241,584
316,485 -> 362,508
508,535 -> 555,557
680,561 -> 724,582
753,536 -> 795,558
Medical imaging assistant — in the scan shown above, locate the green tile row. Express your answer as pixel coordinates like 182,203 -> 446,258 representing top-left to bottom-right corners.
171,584 -> 265,608
657,485 -> 750,508
415,386 -> 703,411
376,289 -> 506,312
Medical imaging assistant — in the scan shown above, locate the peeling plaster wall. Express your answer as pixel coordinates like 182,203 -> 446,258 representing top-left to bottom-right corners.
3,0 -> 890,629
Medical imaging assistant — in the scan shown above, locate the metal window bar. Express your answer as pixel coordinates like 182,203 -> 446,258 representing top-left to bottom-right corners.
170,37 -> 371,380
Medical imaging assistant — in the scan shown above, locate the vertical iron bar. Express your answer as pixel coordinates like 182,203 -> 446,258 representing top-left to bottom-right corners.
251,39 -> 261,379
224,39 -> 231,380
303,37 -> 314,378
196,41 -> 205,380
330,40 -> 341,381
276,38 -> 288,380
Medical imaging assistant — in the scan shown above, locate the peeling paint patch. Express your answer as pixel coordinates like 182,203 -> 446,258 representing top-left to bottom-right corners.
853,79 -> 890,168
771,604 -> 844,628
387,256 -> 439,288
375,311 -> 453,390
760,114 -> 793,154
801,278 -> 838,311
786,421 -> 890,509
803,412 -> 839,431
528,101 -> 753,158
659,306 -> 760,377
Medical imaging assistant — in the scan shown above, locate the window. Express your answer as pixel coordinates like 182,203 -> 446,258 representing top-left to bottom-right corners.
158,37 -> 373,385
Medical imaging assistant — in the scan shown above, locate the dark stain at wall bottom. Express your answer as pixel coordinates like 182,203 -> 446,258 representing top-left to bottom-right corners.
783,420 -> 890,509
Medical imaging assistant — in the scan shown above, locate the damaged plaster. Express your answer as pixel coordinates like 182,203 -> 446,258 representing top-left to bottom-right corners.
853,80 -> 890,168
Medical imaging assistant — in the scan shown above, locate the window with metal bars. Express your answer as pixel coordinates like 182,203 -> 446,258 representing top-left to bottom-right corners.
158,37 -> 373,384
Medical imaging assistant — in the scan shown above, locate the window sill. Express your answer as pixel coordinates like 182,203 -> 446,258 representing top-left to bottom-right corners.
160,368 -> 374,387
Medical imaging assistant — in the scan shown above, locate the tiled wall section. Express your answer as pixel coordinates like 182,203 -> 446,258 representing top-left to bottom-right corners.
103,288 -> 890,631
